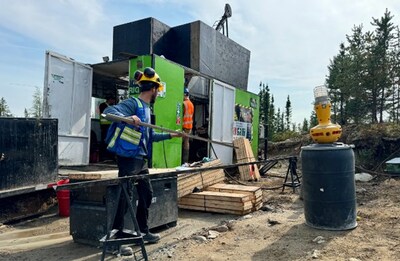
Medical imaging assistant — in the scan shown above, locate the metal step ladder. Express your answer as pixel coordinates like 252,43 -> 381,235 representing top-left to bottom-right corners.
100,180 -> 148,261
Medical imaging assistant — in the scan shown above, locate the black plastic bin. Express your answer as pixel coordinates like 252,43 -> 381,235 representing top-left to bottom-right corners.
69,172 -> 178,246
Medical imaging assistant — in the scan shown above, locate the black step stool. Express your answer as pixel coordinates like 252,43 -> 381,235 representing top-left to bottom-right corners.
282,156 -> 301,193
100,179 -> 148,261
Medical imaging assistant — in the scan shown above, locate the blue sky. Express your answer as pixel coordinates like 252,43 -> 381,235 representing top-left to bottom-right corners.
1,0 -> 399,124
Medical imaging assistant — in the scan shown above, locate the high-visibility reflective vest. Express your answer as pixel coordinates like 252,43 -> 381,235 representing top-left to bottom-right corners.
99,102 -> 112,125
100,115 -> 112,125
183,98 -> 194,129
106,97 -> 148,158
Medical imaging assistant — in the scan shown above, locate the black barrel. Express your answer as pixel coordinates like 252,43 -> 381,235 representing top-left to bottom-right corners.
301,143 -> 357,230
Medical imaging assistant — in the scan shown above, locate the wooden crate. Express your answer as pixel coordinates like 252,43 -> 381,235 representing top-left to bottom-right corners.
206,183 -> 263,211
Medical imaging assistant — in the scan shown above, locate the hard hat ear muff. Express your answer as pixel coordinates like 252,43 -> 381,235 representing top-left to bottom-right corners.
144,67 -> 155,78
134,70 -> 143,81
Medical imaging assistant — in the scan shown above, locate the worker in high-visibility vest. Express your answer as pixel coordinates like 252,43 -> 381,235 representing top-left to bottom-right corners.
104,67 -> 182,253
99,96 -> 116,160
182,88 -> 194,164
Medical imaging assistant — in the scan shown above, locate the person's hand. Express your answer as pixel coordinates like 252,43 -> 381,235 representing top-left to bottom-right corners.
130,115 -> 141,127
170,131 -> 186,138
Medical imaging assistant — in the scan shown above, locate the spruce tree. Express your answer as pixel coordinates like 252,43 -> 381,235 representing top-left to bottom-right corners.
0,97 -> 12,117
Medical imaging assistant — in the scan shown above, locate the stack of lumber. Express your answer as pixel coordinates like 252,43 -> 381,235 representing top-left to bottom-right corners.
233,137 -> 261,181
178,191 -> 253,215
206,183 -> 263,211
177,159 -> 225,198
178,183 -> 263,215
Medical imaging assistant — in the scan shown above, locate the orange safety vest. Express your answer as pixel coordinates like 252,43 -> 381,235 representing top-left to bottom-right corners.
183,98 -> 194,129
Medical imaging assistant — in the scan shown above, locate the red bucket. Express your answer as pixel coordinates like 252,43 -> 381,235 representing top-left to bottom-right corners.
56,179 -> 70,217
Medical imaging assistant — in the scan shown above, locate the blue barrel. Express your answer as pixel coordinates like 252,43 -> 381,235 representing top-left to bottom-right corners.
301,143 -> 357,230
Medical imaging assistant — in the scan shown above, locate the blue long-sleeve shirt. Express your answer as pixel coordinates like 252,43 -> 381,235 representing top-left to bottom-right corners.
104,97 -> 171,158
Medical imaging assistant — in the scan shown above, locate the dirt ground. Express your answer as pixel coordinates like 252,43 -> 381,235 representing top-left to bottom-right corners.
0,164 -> 399,261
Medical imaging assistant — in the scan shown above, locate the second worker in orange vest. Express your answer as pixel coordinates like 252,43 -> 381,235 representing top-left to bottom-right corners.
182,88 -> 194,164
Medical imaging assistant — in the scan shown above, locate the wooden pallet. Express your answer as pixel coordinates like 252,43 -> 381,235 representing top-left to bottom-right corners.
178,191 -> 253,215
206,183 -> 262,197
177,204 -> 253,215
233,138 -> 261,181
206,183 -> 263,211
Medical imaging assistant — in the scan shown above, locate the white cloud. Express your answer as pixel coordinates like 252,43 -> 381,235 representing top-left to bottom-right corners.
0,0 -> 112,61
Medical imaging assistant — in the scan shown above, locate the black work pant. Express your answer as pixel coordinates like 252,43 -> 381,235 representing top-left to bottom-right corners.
100,124 -> 112,160
113,156 -> 153,234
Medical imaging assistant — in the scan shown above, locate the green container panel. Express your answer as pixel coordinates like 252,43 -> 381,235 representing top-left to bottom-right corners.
234,89 -> 260,156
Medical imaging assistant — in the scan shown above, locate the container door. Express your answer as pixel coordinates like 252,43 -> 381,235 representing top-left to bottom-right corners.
210,80 -> 235,164
43,51 -> 93,166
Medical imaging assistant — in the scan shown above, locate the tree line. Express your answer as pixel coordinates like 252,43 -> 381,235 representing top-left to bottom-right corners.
258,81 -> 320,142
327,9 -> 400,125
258,82 -> 312,142
259,9 -> 399,141
0,87 -> 43,118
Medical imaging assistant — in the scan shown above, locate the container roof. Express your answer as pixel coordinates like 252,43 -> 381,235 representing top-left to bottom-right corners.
91,59 -> 130,78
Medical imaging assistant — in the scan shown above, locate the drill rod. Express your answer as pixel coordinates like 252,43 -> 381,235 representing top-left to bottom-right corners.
56,156 -> 297,191
102,113 -> 237,148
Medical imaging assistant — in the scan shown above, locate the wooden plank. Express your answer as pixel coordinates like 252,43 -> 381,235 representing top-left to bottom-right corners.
61,170 -> 118,180
206,183 -> 262,200
207,183 -> 260,192
207,184 -> 261,195
182,191 -> 251,202
64,167 -> 177,180
149,168 -> 177,174
178,204 -> 253,215
179,197 -> 252,207
205,183 -> 263,212
233,138 -> 260,181
235,137 -> 251,181
253,201 -> 263,211
178,182 -> 226,198
253,195 -> 263,203
178,197 -> 253,209
177,160 -> 222,181
177,160 -> 222,180
243,138 -> 261,180
178,198 -> 253,211
178,163 -> 223,179
178,169 -> 224,187
178,173 -> 225,191
177,160 -> 225,198
178,175 -> 224,190
178,188 -> 201,198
